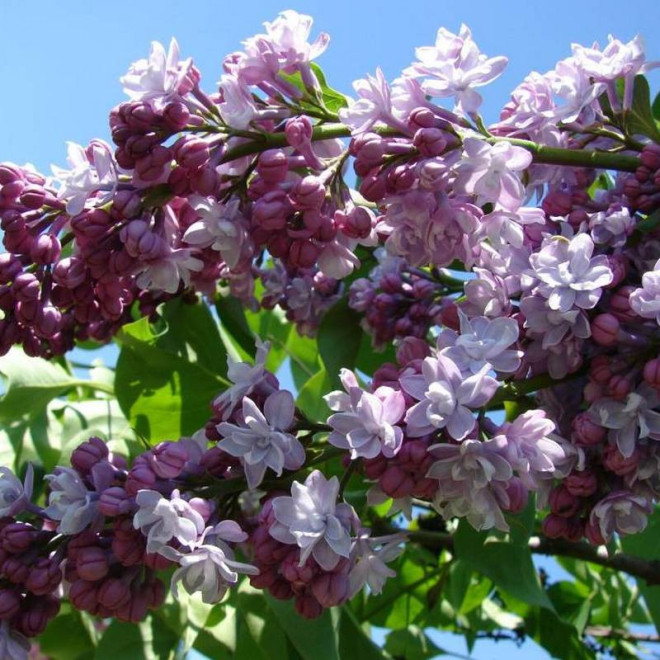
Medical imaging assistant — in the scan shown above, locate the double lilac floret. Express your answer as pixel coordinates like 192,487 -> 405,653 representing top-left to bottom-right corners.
269,470 -> 356,570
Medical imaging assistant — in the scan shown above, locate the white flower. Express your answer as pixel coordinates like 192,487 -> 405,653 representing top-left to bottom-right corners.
217,391 -> 305,489
52,140 -> 119,216
269,470 -> 357,570
120,38 -> 194,109
348,530 -> 405,597
160,521 -> 258,603
133,489 -> 205,554
134,248 -> 204,294
0,464 -> 33,517
45,467 -> 98,534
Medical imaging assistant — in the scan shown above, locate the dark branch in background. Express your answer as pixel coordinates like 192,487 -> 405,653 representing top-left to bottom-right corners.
376,526 -> 660,587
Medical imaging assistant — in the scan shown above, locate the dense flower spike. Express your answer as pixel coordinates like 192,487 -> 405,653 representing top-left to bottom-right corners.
2,11 -> 660,656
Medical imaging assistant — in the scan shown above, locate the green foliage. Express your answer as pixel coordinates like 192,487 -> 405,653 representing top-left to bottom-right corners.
624,75 -> 660,142
115,298 -> 228,442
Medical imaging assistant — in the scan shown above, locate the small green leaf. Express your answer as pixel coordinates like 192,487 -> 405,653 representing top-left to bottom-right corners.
310,63 -> 349,113
318,300 -> 363,387
454,520 -> 553,610
39,609 -> 96,660
296,368 -> 333,422
215,294 -> 257,358
624,75 -> 660,142
95,617 -> 179,660
385,626 -> 445,660
653,91 -> 660,121
115,299 -> 228,442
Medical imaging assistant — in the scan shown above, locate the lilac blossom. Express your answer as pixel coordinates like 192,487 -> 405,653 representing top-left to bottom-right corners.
51,140 -> 119,216
427,439 -> 513,531
348,530 -> 406,597
438,311 -> 522,374
0,464 -> 33,517
325,383 -> 406,459
269,470 -> 357,570
629,258 -> 660,324
528,233 -> 613,313
160,521 -> 258,603
589,386 -> 660,458
589,205 -> 635,248
462,268 -> 512,318
590,491 -> 652,543
453,138 -> 532,211
479,207 -> 546,250
120,38 -> 194,109
0,621 -> 29,660
213,339 -> 272,419
44,467 -> 98,535
134,248 -> 204,294
217,74 -> 258,129
133,489 -> 206,554
338,69 -> 397,135
546,57 -> 604,124
496,410 -> 566,488
400,354 -> 498,440
216,391 -> 305,489
184,196 -> 251,269
520,295 -> 591,348
404,24 -> 507,113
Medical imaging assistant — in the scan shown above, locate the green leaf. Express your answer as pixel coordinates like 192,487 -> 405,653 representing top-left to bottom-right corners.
0,348 -> 79,423
318,300 -> 363,386
547,581 -> 592,633
310,63 -> 349,113
39,610 -> 96,660
115,299 -> 228,442
454,520 -> 553,610
624,75 -> 660,142
95,617 -> 179,660
653,91 -> 660,121
215,294 -> 257,358
621,505 -> 660,631
337,606 -> 387,660
265,596 -> 340,660
296,368 -> 333,422
245,305 -> 293,373
385,626 -> 445,660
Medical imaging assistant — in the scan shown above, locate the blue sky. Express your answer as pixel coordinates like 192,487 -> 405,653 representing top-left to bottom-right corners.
1,1 -> 659,657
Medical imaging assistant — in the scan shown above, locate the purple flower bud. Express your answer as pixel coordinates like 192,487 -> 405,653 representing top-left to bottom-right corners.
295,593 -> 324,619
0,588 -> 20,619
584,520 -> 606,546
285,116 -> 314,150
30,234 -> 61,265
125,463 -> 156,497
97,489 -> 130,520
336,206 -> 373,240
602,445 -> 639,476
143,577 -> 166,609
69,579 -> 99,612
288,239 -> 321,268
71,209 -> 112,240
12,273 -> 40,303
571,412 -> 606,447
542,190 -> 572,216
565,471 -> 598,497
541,514 -> 568,539
643,358 -> 660,390
173,137 -> 210,172
413,128 -> 447,157
1,557 -> 29,585
25,557 -> 62,595
98,577 -> 131,610
253,190 -> 289,231
504,478 -> 528,513
16,595 -> 59,637
149,442 -> 188,479
640,144 -> 660,171
71,437 -> 109,475
52,257 -> 87,289
408,107 -> 437,129
379,465 -> 414,498
386,164 -> 415,193
1,522 -> 38,553
35,305 -> 62,338
257,150 -> 289,185
0,254 -> 22,284
291,176 -> 325,211
76,547 -> 109,582
311,571 -> 349,608
359,172 -> 387,202
608,373 -> 632,400
549,486 -> 581,518
115,586 -> 149,623
135,145 -> 172,182
111,190 -> 142,220
163,101 -> 190,131
19,185 -> 47,210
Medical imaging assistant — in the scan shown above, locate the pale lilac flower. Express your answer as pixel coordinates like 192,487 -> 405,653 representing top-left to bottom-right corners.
348,530 -> 405,597
427,439 -> 513,531
496,410 -> 565,488
184,196 -> 251,269
453,138 -> 532,211
45,467 -> 98,535
521,295 -> 591,348
52,140 -> 119,216
213,339 -> 272,420
528,233 -> 613,313
0,621 -> 29,660
462,268 -> 512,318
317,235 -> 361,279
325,385 -> 406,459
400,354 -> 498,440
590,491 -> 652,543
479,207 -> 546,250
629,258 -> 660,324
120,38 -> 194,109
269,470 -> 357,570
339,69 -> 396,135
589,386 -> 660,458
440,311 -> 522,374
217,391 -> 305,489
133,489 -> 206,554
405,24 -> 507,113
589,205 -> 635,248
134,248 -> 204,294
160,521 -> 258,603
546,57 -> 604,124
217,73 -> 258,129
0,464 -> 33,517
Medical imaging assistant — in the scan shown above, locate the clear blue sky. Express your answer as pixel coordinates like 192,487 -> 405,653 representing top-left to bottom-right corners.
1,1 -> 659,657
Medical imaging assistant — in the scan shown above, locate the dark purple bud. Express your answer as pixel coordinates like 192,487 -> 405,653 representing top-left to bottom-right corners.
16,595 -> 60,637
541,514 -> 568,539
379,465 -> 414,498
285,116 -> 314,150
643,357 -> 660,390
143,578 -> 166,609
591,313 -> 619,347
549,486 -> 581,518
35,305 -> 62,338
135,145 -> 173,182
163,101 -> 190,131
98,577 -> 131,610
12,273 -> 40,303
0,254 -> 22,284
1,557 -> 29,585
257,150 -> 288,185
291,176 -> 326,211
173,137 -> 210,171
288,239 -> 321,268
149,442 -> 188,479
30,234 -> 61,265
19,184 -> 47,210
0,588 -> 20,619
359,172 -> 387,202
72,436 -> 109,475
25,557 -> 62,595
69,579 -> 100,611
413,127 -> 447,157
311,572 -> 349,608
111,190 -> 142,220
98,486 -> 132,517
294,593 -> 324,619
76,547 -> 109,582
115,586 -> 148,623
565,471 -> 598,498
1,522 -> 38,553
